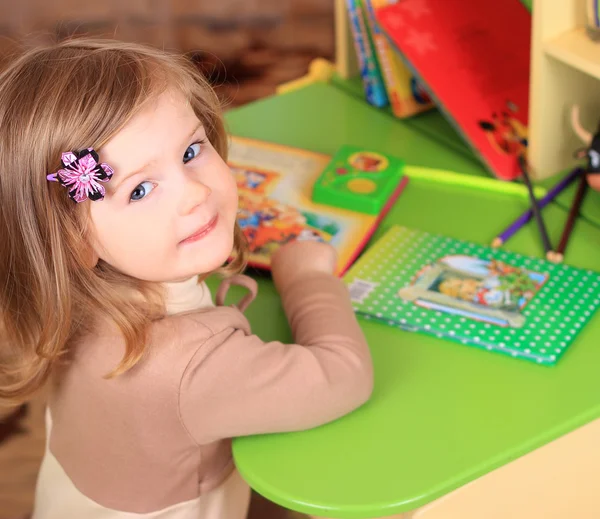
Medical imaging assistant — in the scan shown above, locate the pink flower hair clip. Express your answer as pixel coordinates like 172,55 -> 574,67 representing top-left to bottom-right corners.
47,148 -> 114,203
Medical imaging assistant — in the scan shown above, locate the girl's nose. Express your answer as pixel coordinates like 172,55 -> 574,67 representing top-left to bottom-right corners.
179,177 -> 212,216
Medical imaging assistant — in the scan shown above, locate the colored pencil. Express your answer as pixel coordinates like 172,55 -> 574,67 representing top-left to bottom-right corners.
492,167 -> 583,248
555,175 -> 589,260
517,155 -> 556,260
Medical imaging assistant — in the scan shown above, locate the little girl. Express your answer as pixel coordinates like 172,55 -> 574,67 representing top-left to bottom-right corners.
0,39 -> 373,518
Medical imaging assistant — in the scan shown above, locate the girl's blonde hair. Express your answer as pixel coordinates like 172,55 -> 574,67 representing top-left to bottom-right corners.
0,38 -> 247,404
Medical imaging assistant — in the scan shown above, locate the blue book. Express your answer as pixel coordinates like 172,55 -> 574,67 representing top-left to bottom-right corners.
346,0 -> 389,108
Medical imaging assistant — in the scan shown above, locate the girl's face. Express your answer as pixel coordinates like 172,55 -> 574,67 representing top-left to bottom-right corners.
89,89 -> 238,282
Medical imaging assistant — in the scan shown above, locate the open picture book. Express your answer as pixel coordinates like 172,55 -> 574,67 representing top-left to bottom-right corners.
228,136 -> 407,274
344,225 -> 600,365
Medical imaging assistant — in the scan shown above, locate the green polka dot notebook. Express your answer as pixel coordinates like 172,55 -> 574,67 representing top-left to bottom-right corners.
344,225 -> 600,365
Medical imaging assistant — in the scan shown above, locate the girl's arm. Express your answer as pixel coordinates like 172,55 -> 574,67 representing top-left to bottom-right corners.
179,243 -> 373,444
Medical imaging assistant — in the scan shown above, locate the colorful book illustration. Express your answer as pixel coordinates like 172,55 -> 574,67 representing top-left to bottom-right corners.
344,225 -> 600,365
364,0 -> 433,118
374,0 -> 530,181
228,137 -> 408,275
346,0 -> 389,108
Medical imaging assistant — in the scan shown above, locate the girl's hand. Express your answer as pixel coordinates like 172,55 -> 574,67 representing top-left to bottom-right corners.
271,241 -> 337,291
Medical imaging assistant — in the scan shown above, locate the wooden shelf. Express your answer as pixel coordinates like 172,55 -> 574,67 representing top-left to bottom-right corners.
544,27 -> 600,80
527,1 -> 600,179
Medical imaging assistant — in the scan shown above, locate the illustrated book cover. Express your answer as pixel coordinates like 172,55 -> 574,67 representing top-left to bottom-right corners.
344,225 -> 600,365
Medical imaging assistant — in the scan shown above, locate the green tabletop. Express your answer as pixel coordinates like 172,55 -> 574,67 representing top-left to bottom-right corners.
225,83 -> 484,177
330,75 -> 479,164
218,83 -> 600,518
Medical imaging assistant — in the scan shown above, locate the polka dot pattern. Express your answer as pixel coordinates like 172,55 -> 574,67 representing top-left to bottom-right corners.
345,226 -> 600,365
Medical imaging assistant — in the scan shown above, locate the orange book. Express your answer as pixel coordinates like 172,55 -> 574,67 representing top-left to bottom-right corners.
364,0 -> 433,118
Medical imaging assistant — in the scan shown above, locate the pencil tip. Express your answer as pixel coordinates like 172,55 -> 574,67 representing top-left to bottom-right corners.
491,238 -> 502,248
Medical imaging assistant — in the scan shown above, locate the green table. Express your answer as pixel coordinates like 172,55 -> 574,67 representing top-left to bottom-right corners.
215,82 -> 600,518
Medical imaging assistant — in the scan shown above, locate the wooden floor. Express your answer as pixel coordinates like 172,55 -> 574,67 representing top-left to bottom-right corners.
0,4 -> 333,517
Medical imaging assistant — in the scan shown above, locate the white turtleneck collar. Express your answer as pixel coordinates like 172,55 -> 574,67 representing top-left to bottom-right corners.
163,276 -> 214,315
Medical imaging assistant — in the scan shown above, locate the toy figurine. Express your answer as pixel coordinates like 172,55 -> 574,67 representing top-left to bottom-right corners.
570,105 -> 600,191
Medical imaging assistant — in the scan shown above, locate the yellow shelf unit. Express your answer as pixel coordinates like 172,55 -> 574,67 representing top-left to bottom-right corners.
529,0 -> 600,179
334,0 -> 358,79
545,27 -> 600,79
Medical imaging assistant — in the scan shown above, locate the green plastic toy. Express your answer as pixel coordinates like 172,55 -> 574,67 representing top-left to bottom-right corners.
312,145 -> 405,214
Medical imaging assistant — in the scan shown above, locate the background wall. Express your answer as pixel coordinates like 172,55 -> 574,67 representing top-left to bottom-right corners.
0,0 -> 335,105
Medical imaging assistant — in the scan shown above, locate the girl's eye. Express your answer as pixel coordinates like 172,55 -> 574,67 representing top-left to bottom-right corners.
130,181 -> 155,202
183,142 -> 202,164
